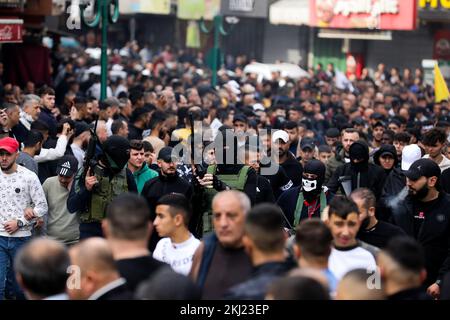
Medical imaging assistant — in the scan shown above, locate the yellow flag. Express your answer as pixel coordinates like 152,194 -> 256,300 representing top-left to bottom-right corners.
435,63 -> 450,103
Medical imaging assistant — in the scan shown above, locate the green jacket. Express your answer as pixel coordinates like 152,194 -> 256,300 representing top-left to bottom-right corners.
132,163 -> 158,194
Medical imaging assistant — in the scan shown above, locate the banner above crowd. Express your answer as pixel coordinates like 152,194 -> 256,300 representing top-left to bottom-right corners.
119,0 -> 171,15
309,0 -> 417,31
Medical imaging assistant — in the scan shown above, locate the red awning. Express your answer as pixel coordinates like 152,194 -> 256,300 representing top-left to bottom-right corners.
0,18 -> 23,43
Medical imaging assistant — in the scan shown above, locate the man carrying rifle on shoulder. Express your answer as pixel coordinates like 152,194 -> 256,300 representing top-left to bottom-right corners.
190,120 -> 275,238
67,120 -> 137,239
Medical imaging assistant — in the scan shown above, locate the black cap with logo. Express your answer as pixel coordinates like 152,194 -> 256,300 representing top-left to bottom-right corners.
404,158 -> 441,181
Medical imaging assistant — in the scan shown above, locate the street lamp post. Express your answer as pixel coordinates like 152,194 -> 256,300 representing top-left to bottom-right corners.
199,15 -> 238,88
80,0 -> 119,101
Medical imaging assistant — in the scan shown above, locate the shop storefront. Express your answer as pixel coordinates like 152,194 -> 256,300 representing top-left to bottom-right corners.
309,0 -> 419,75
419,0 -> 450,80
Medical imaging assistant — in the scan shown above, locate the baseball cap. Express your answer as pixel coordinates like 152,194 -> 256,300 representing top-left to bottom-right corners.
253,103 -> 265,112
233,114 -> 248,124
0,137 -> 19,154
74,121 -> 90,138
158,146 -> 177,163
325,128 -> 340,138
300,137 -> 315,151
404,158 -> 441,181
352,117 -> 365,126
56,155 -> 79,177
272,130 -> 289,144
401,144 -> 422,171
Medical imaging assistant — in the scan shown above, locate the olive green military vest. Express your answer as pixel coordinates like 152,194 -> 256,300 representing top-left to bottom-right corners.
80,166 -> 128,223
201,165 -> 250,234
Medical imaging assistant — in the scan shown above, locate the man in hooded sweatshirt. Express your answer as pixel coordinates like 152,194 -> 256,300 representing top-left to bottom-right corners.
277,160 -> 333,230
327,140 -> 386,200
67,136 -> 138,239
373,144 -> 398,176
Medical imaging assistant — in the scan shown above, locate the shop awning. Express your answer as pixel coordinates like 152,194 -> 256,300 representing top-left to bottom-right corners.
269,0 -> 310,26
0,18 -> 23,43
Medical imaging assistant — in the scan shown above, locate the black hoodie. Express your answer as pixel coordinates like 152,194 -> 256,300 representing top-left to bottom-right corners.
327,141 -> 387,200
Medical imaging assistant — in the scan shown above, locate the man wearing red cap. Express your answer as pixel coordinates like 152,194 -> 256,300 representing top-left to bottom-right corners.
0,137 -> 48,300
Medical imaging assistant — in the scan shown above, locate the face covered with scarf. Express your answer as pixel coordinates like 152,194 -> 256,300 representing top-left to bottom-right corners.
102,136 -> 131,174
302,159 -> 326,201
349,141 -> 369,172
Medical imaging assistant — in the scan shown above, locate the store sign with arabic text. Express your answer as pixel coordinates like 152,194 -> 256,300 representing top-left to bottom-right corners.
0,19 -> 23,43
309,0 -> 417,30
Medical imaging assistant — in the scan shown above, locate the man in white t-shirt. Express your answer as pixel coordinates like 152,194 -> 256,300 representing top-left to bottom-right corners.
326,196 -> 377,281
153,193 -> 200,275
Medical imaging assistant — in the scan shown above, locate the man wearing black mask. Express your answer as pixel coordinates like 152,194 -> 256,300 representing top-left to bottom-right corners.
392,158 -> 450,299
67,136 -> 138,239
327,140 -> 386,200
277,160 -> 333,230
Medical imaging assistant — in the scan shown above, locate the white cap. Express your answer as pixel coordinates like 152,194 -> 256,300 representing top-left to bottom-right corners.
401,144 -> 422,171
272,130 -> 289,144
226,80 -> 241,95
253,103 -> 265,112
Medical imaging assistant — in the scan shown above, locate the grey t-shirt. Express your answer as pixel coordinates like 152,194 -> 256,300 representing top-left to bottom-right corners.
17,152 -> 38,176
42,176 -> 80,244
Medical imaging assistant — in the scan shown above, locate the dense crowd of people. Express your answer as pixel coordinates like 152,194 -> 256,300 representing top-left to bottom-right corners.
0,41 -> 450,300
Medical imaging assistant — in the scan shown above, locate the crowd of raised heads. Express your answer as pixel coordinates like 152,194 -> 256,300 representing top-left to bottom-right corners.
0,41 -> 449,301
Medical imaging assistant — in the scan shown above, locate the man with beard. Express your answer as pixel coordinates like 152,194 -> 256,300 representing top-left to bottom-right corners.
277,160 -> 333,229
258,130 -> 293,199
17,130 -> 43,176
141,147 -> 193,250
393,158 -> 450,299
67,136 -> 138,239
0,137 -> 48,300
70,122 -> 91,169
325,128 -> 360,183
350,188 -> 405,249
327,140 -> 386,200
272,130 -> 303,187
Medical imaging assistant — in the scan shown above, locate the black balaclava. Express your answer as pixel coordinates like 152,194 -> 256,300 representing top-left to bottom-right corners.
102,136 -> 131,174
302,159 -> 326,202
349,141 -> 369,172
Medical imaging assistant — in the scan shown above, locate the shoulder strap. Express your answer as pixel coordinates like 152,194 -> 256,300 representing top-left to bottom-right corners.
207,165 -> 216,175
294,190 -> 328,227
235,166 -> 250,190
294,191 -> 304,227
